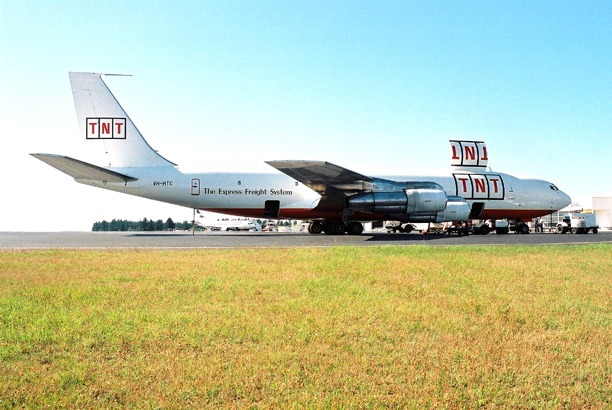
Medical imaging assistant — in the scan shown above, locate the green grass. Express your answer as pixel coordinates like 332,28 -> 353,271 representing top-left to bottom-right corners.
1,245 -> 612,409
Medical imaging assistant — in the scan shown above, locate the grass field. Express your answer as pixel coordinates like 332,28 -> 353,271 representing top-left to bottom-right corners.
1,245 -> 611,409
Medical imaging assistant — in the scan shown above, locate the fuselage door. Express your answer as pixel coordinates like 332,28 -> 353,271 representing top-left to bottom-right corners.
264,200 -> 280,218
469,202 -> 485,219
191,178 -> 200,195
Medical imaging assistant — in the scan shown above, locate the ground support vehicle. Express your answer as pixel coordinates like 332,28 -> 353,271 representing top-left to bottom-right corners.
492,220 -> 510,235
555,212 -> 599,234
422,223 -> 446,234
445,222 -> 470,236
385,221 -> 416,233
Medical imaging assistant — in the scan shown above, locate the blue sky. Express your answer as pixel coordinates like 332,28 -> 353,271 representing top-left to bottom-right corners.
1,1 -> 610,231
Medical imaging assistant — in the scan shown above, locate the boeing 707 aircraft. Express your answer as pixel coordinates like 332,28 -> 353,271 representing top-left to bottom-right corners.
32,72 -> 571,235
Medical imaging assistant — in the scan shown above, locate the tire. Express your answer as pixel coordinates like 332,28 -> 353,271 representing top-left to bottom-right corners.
325,222 -> 345,235
593,228 -> 598,234
347,222 -> 364,236
402,224 -> 413,233
571,227 -> 578,234
308,222 -> 323,234
480,225 -> 490,235
518,223 -> 530,234
555,225 -> 563,234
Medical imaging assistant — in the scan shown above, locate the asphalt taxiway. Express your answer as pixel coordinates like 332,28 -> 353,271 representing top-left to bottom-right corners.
1,231 -> 611,249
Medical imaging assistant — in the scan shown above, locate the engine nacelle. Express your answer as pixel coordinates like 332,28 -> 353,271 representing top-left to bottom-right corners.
347,189 -> 447,215
389,196 -> 471,223
436,199 -> 470,222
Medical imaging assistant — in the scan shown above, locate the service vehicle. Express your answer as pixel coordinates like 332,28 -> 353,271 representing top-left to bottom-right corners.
555,212 -> 599,234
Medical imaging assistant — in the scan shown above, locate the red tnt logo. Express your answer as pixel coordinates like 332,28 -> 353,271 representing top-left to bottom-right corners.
450,140 -> 488,167
86,118 -> 126,139
453,173 -> 504,200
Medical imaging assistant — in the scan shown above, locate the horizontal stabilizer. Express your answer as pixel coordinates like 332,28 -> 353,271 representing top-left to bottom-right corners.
31,154 -> 138,183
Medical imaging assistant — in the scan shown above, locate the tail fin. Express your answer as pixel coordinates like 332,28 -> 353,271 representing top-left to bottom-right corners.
69,72 -> 175,168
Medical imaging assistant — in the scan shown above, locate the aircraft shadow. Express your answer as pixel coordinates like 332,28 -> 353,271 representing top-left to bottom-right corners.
365,233 -> 451,242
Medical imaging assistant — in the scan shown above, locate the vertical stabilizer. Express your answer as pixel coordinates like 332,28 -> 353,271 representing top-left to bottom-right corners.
69,72 -> 175,168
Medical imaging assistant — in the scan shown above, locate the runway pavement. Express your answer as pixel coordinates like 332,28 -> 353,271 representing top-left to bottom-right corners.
2,230 -> 611,249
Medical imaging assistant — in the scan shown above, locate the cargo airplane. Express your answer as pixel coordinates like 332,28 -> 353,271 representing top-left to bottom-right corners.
32,72 -> 571,235
198,213 -> 262,232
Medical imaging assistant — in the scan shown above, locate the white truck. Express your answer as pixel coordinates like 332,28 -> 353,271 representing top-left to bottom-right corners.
385,221 -> 415,233
555,212 -> 599,234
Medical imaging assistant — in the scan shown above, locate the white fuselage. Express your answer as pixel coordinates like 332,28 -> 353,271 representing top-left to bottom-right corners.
80,165 -> 570,222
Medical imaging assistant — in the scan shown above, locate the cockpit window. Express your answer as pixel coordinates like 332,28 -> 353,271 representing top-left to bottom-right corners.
550,185 -> 559,191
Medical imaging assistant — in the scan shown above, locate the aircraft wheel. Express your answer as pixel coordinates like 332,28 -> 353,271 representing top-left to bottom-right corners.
308,222 -> 323,234
347,222 -> 364,235
325,222 -> 346,235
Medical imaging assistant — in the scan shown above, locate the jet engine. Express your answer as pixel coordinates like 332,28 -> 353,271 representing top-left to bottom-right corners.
347,189 -> 448,215
347,190 -> 471,223
403,197 -> 471,223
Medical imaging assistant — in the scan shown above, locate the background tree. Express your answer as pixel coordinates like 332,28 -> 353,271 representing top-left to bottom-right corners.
165,217 -> 176,231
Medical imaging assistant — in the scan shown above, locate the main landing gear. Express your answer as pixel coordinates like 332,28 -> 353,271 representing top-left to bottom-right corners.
308,221 -> 364,235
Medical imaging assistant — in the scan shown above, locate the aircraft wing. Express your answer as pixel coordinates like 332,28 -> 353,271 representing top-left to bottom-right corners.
31,154 -> 138,183
265,160 -> 374,196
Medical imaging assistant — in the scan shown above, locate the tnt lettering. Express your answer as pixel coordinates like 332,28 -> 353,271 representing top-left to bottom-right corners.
474,178 -> 486,193
451,145 -> 460,160
449,141 -> 463,166
472,175 -> 488,199
86,118 -> 126,139
102,121 -> 111,135
455,175 -> 471,197
487,175 -> 504,199
450,140 -> 488,167
464,145 -> 476,161
454,173 -> 504,200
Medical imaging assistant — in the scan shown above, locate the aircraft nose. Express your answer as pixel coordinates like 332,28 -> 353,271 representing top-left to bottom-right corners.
557,190 -> 571,210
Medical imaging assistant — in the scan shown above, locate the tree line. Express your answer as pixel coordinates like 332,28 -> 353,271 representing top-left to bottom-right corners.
91,217 -> 196,232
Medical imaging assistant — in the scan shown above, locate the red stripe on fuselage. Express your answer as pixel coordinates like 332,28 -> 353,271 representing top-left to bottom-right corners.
200,208 -> 384,221
202,208 -> 552,222
480,209 -> 553,222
